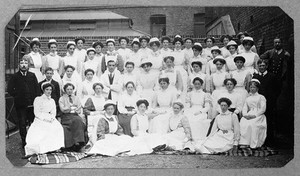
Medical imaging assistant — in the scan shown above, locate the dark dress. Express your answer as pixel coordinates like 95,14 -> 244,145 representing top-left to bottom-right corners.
59,94 -> 88,148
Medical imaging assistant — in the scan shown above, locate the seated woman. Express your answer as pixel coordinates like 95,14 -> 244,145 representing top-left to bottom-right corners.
128,99 -> 166,155
117,81 -> 140,136
185,77 -> 212,142
59,83 -> 88,151
195,97 -> 240,154
83,83 -> 106,145
25,82 -> 64,156
164,101 -> 193,151
149,76 -> 178,134
239,79 -> 267,149
88,100 -> 132,156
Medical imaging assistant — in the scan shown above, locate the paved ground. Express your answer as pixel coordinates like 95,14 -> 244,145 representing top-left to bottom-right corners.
6,131 -> 294,169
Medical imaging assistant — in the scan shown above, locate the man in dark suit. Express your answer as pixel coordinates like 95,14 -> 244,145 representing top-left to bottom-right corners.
260,37 -> 290,97
7,55 -> 39,148
252,59 -> 276,146
38,67 -> 61,106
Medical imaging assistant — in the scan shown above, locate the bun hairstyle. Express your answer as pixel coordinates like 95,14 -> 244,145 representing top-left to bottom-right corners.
136,99 -> 149,108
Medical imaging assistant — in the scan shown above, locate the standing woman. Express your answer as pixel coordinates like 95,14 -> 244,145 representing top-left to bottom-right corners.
189,42 -> 207,74
239,79 -> 267,149
119,61 -> 138,91
225,40 -> 238,72
117,36 -> 131,69
59,83 -> 87,151
237,32 -> 257,54
82,48 -> 101,80
185,77 -> 212,142
206,46 -> 224,75
219,35 -> 232,58
61,65 -> 82,97
148,37 -> 164,77
164,101 -> 193,151
196,97 -> 240,154
127,38 -> 142,74
160,36 -> 173,58
149,77 -> 178,134
25,82 -> 64,156
230,55 -> 252,104
83,83 -> 106,145
209,56 -> 229,95
62,41 -> 81,81
160,56 -> 183,93
92,41 -> 104,76
101,39 -> 124,73
171,35 -> 189,99
137,60 -> 158,107
202,37 -> 215,61
138,36 -> 152,61
28,38 -> 45,82
81,69 -> 100,104
74,37 -> 87,76
239,37 -> 259,74
43,39 -> 63,86
182,37 -> 194,60
117,81 -> 140,136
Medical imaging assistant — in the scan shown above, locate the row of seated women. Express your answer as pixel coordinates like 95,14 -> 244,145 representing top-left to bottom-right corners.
24,75 -> 267,157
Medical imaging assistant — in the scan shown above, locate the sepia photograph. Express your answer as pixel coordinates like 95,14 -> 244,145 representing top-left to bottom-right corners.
2,0 -> 297,174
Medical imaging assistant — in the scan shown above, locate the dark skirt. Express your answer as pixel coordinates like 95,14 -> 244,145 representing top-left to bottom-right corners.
61,113 -> 88,148
118,113 -> 134,137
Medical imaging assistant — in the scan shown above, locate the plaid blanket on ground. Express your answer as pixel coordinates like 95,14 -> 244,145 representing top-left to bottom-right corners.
152,147 -> 278,157
218,147 -> 278,157
29,152 -> 87,165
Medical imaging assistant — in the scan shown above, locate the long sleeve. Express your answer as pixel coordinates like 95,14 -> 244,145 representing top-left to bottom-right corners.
176,70 -> 183,91
7,75 -> 17,97
185,92 -> 192,107
181,116 -> 192,140
242,99 -> 249,116
59,96 -> 71,113
117,95 -> 128,114
259,50 -> 271,60
232,113 -> 240,145
116,55 -> 124,73
130,115 -> 139,136
235,93 -> 243,114
101,55 -> 106,73
83,98 -> 95,115
202,93 -> 211,113
256,95 -> 267,117
96,118 -> 107,140
58,57 -> 64,76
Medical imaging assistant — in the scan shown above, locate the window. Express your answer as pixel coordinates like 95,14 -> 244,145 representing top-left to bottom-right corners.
238,22 -> 241,31
194,13 -> 205,36
150,14 -> 166,37
250,15 -> 254,24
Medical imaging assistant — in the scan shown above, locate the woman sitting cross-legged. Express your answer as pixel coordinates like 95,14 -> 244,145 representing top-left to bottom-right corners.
239,79 -> 267,149
25,82 -> 64,156
88,100 -> 132,156
127,99 -> 166,155
59,83 -> 88,152
195,97 -> 240,154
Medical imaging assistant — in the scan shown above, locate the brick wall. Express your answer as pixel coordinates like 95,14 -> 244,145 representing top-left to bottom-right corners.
110,7 -> 205,36
206,7 -> 294,54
